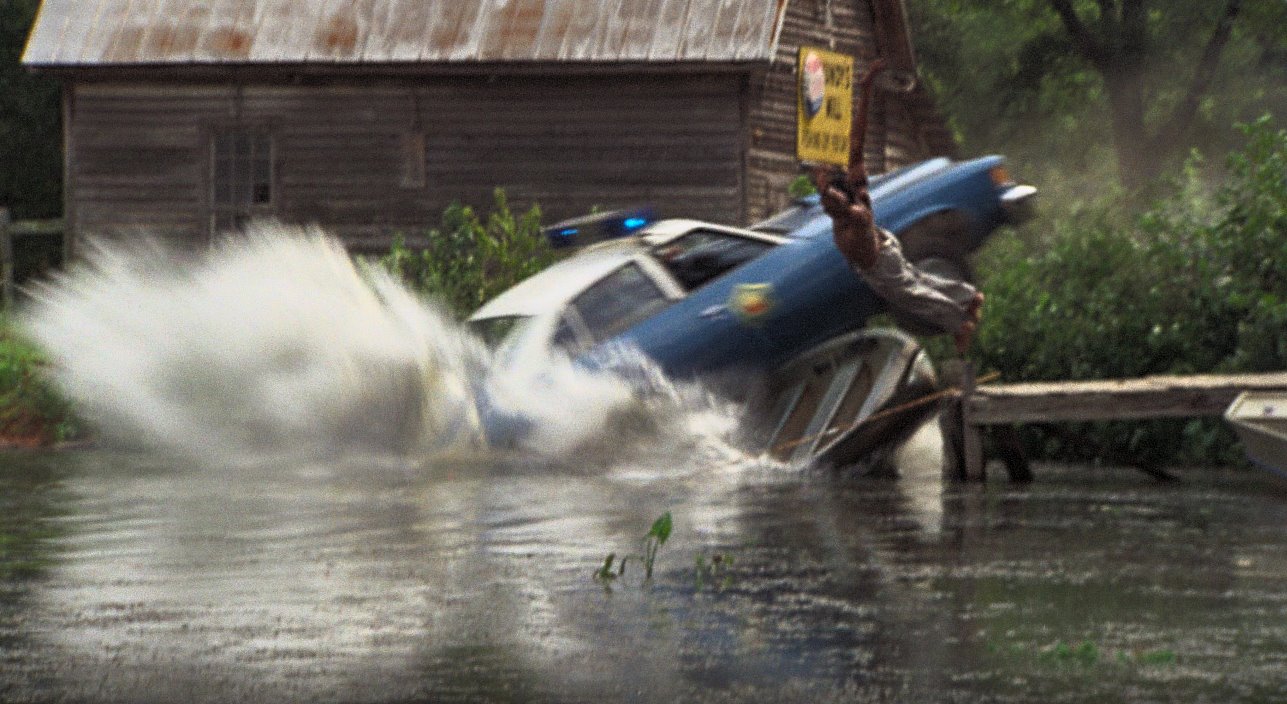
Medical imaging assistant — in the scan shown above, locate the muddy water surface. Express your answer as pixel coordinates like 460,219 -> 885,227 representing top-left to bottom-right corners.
2,440 -> 1286,703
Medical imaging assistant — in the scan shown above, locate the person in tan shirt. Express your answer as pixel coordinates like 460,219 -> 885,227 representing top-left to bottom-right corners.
818,176 -> 984,355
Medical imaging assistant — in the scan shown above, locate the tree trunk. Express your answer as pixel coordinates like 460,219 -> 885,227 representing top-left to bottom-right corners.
1048,0 -> 1244,190
1101,63 -> 1156,189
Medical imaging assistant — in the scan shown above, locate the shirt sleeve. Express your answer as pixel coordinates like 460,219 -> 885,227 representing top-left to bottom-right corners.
853,229 -> 978,335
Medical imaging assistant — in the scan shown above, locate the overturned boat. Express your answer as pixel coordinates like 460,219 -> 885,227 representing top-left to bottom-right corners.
1226,391 -> 1287,476
758,328 -> 937,469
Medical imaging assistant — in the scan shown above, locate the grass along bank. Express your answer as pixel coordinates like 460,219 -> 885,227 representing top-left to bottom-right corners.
0,317 -> 77,446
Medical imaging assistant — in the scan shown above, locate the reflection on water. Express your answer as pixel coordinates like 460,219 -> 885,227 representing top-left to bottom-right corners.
3,434 -> 1287,703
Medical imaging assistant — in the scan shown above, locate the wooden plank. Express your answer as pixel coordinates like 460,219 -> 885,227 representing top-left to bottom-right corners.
961,361 -> 985,480
0,208 -> 11,309
63,83 -> 76,260
967,373 -> 1287,424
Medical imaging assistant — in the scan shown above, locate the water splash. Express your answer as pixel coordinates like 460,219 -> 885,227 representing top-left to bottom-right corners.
22,226 -> 477,465
22,224 -> 751,470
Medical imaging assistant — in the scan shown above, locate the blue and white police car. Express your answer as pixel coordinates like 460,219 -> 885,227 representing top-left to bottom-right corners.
469,156 -> 1035,467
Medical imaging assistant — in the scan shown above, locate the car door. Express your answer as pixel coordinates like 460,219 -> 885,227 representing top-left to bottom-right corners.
602,227 -> 786,380
553,259 -> 678,358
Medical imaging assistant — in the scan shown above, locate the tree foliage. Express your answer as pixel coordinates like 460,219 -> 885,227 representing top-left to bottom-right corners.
906,2 -> 1283,466
907,0 -> 1286,191
0,0 -> 61,219
972,117 -> 1286,465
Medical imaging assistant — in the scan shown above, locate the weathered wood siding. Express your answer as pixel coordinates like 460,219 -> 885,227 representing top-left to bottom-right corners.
67,73 -> 744,249
69,84 -> 213,244
882,95 -> 930,170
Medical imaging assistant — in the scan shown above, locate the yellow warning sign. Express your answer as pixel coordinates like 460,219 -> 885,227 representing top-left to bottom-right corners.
796,47 -> 854,167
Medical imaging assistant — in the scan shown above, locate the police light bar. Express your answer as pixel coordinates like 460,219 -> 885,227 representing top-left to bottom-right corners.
541,207 -> 657,249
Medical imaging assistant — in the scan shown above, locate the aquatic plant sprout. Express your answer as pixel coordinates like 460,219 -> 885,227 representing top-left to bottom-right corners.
594,511 -> 673,587
642,511 -> 672,580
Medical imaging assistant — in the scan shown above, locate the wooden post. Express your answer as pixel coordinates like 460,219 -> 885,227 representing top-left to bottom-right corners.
961,360 -> 986,480
938,358 -> 970,481
939,393 -> 966,481
0,208 -> 11,310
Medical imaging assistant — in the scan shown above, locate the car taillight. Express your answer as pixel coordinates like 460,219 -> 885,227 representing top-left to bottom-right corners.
989,165 -> 1013,187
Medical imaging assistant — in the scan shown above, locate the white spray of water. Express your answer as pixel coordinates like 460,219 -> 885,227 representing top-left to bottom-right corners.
23,226 -> 480,464
23,224 -> 750,469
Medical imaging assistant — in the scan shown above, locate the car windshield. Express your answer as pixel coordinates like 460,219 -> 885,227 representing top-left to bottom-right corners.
651,230 -> 775,291
469,315 -> 530,348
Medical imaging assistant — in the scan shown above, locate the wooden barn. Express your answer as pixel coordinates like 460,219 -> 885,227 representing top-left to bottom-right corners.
22,0 -> 955,253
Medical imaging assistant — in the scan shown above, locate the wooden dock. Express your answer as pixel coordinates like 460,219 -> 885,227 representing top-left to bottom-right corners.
952,369 -> 1287,480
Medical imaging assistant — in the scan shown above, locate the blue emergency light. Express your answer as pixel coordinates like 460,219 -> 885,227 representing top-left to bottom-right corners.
541,207 -> 657,249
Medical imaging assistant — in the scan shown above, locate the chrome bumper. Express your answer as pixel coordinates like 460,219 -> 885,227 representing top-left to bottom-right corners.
1000,184 -> 1038,224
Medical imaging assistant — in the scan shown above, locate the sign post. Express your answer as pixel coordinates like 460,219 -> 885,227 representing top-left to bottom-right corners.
796,47 -> 855,168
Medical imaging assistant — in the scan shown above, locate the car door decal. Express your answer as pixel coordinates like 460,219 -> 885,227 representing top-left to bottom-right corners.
729,283 -> 775,323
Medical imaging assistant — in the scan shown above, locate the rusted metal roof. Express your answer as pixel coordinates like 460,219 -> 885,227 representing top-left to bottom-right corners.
23,0 -> 790,66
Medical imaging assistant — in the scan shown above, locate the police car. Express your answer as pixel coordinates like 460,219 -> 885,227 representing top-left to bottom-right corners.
469,156 -> 1034,466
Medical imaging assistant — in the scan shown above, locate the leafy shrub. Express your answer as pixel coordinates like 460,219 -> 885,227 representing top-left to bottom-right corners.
378,189 -> 556,318
0,318 -> 77,444
788,174 -> 818,198
971,116 -> 1286,466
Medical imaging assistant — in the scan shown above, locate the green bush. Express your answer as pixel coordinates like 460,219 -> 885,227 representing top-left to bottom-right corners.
378,188 -> 556,319
971,116 -> 1286,466
788,174 -> 818,198
0,318 -> 77,445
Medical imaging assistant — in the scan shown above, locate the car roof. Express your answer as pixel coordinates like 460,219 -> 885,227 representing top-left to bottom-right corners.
468,240 -> 640,320
751,157 -> 957,235
635,218 -> 778,246
468,218 -> 783,321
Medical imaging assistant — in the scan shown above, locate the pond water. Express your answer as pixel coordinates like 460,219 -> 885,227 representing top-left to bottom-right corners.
3,429 -> 1286,704
10,227 -> 1287,702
